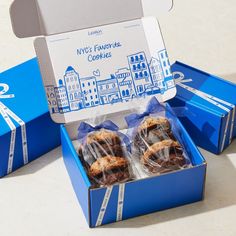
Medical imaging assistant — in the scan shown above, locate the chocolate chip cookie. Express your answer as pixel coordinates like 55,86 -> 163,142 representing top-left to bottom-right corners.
134,117 -> 174,154
89,156 -> 132,186
140,139 -> 186,174
78,129 -> 125,164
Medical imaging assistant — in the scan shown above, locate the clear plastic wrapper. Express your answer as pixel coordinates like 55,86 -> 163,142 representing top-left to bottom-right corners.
125,97 -> 192,176
77,120 -> 135,187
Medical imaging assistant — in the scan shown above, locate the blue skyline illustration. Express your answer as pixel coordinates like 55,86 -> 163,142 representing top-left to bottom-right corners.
45,50 -> 175,114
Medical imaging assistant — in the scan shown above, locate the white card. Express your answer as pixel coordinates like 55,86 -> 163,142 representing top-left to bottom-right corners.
35,17 -> 176,124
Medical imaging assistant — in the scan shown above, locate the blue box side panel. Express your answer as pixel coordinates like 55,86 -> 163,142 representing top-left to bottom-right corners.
26,112 -> 61,162
219,113 -> 232,153
0,112 -> 61,177
90,165 -> 206,227
61,125 -> 91,225
234,113 -> 236,138
0,132 -> 12,177
168,97 -> 222,154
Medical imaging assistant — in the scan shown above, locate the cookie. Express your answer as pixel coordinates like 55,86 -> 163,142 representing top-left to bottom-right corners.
134,127 -> 173,152
88,142 -> 124,157
141,139 -> 186,174
134,117 -> 173,153
138,117 -> 171,134
81,142 -> 125,164
78,129 -> 125,167
89,156 -> 132,186
87,130 -> 121,146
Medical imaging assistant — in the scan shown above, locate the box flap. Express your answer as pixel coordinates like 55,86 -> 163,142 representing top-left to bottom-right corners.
10,0 -> 173,38
35,17 -> 176,124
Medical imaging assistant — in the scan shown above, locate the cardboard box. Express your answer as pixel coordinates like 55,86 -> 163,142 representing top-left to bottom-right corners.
0,58 -> 61,177
169,61 -> 236,154
10,0 -> 207,227
61,105 -> 206,227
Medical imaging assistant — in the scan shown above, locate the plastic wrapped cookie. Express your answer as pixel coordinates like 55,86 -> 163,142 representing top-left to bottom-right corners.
79,129 -> 125,161
133,116 -> 175,154
77,121 -> 135,187
140,139 -> 186,174
126,97 -> 191,176
89,156 -> 132,186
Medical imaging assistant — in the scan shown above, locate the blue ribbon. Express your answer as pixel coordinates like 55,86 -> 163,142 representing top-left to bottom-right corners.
125,97 -> 165,128
78,120 -> 119,140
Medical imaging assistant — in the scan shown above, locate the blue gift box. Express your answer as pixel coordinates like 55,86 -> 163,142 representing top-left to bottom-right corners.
0,58 -> 61,177
61,104 -> 206,227
169,61 -> 236,154
10,0 -> 207,227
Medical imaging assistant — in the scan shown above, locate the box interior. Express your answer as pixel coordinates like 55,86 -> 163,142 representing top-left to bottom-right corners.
64,104 -> 206,188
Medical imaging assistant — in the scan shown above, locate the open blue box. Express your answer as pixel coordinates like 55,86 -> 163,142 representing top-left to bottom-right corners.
169,61 -> 236,154
10,0 -> 206,227
0,58 -> 61,177
61,105 -> 206,227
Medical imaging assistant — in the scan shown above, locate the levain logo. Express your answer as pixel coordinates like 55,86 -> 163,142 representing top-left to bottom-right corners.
88,29 -> 103,36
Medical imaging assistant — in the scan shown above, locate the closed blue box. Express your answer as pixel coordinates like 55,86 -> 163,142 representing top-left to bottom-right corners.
169,61 -> 236,154
0,58 -> 61,177
61,104 -> 206,227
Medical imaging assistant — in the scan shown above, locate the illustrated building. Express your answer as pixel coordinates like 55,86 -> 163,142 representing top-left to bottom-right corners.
115,68 -> 136,100
64,66 -> 84,111
97,75 -> 121,105
127,52 -> 153,96
80,77 -> 99,108
158,49 -> 171,78
45,85 -> 59,114
54,79 -> 70,113
157,49 -> 174,89
149,57 -> 166,91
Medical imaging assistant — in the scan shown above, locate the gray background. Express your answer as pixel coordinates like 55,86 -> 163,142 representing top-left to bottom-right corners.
0,0 -> 236,235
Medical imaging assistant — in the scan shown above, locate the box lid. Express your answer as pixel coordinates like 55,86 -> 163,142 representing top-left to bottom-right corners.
171,61 -> 236,116
0,58 -> 49,136
10,0 -> 173,37
10,0 -> 176,124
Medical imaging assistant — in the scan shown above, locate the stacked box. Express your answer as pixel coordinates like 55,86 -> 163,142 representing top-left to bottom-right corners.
169,61 -> 236,154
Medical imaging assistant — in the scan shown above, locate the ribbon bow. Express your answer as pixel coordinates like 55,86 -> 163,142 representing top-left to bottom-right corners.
125,97 -> 165,128
173,71 -> 193,85
78,120 -> 119,140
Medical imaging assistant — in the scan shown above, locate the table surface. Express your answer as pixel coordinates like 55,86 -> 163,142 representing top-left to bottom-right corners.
0,0 -> 236,235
